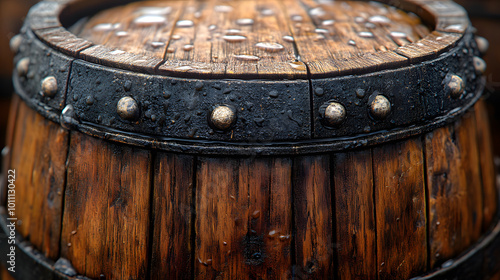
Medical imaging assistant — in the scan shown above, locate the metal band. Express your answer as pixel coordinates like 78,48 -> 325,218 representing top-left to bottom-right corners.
12,28 -> 485,155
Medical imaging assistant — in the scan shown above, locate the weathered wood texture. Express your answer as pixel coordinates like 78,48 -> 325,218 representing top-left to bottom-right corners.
9,101 -> 68,260
373,138 -> 427,279
60,132 -> 152,280
425,111 -> 484,268
475,99 -> 498,231
195,157 -> 293,280
76,0 -> 432,78
0,264 -> 14,280
333,150 -> 376,280
294,155 -> 334,279
150,153 -> 194,280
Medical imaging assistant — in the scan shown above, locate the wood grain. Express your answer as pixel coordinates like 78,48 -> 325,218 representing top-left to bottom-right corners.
373,138 -> 427,279
474,99 -> 498,231
75,0 -> 435,78
294,155 -> 333,279
0,264 -> 14,280
150,153 -> 194,280
425,113 -> 483,268
333,150 -> 376,280
195,156 -> 293,280
9,101 -> 68,260
60,132 -> 151,279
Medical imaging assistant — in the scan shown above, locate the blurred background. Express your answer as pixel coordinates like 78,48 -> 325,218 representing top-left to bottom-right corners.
0,0 -> 498,155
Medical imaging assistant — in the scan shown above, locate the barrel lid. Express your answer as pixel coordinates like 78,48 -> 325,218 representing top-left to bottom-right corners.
12,0 -> 486,155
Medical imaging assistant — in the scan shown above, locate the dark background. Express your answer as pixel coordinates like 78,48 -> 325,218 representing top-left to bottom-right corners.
0,0 -> 498,154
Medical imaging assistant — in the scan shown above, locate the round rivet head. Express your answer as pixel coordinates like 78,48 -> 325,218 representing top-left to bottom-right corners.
41,76 -> 58,97
16,58 -> 30,76
9,34 -> 23,53
475,36 -> 489,55
473,56 -> 487,74
117,96 -> 140,121
447,75 -> 465,99
210,105 -> 236,131
322,102 -> 346,127
369,95 -> 391,120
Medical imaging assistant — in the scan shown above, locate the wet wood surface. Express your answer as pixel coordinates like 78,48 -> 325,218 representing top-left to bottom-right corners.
425,113 -> 484,268
195,157 -> 293,280
0,95 -> 20,205
333,150 -> 376,280
373,138 -> 427,279
8,101 -> 68,260
76,0 -> 433,78
60,132 -> 152,280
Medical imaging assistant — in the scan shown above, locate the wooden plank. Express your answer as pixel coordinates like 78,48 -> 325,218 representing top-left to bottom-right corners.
195,157 -> 293,279
373,138 -> 427,279
395,31 -> 461,62
294,155 -> 333,279
150,153 -> 194,280
333,150 -> 376,280
425,114 -> 483,268
8,101 -> 68,260
474,99 -> 497,231
61,132 -> 151,279
0,264 -> 14,280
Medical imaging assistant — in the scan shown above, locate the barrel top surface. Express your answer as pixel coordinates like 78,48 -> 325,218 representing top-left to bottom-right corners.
28,0 -> 469,79
73,0 -> 429,79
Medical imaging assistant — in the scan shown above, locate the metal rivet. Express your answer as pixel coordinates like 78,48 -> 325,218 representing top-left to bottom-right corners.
117,96 -> 140,121
210,105 -> 236,131
60,105 -> 79,130
9,34 -> 23,53
448,75 -> 465,99
16,58 -> 30,76
475,36 -> 489,55
322,102 -> 346,126
41,76 -> 58,97
369,95 -> 391,120
473,56 -> 487,74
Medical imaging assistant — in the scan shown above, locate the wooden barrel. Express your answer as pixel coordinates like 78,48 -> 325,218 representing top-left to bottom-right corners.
1,0 -> 499,279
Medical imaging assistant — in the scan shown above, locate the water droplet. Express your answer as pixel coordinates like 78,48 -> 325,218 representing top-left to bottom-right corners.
225,29 -> 242,35
255,42 -> 284,52
175,65 -> 193,71
269,90 -> 279,98
268,230 -> 277,238
354,16 -> 365,23
348,40 -> 356,46
368,15 -> 391,24
109,50 -> 126,55
322,19 -> 335,26
315,35 -> 325,40
261,9 -> 274,16
314,87 -> 324,96
115,31 -> 128,37
86,96 -> 94,105
151,41 -> 165,48
283,36 -> 294,42
444,24 -> 464,32
194,11 -> 201,18
236,18 -> 254,25
358,31 -> 374,38
309,7 -> 325,17
356,88 -> 365,98
136,7 -> 172,15
289,61 -> 306,71
208,24 -> 217,31
215,5 -> 233,13
442,260 -> 453,268
167,48 -> 175,53
134,15 -> 167,26
183,44 -> 194,51
251,210 -> 261,218
365,22 -> 376,29
234,54 -> 260,61
93,23 -> 115,31
223,35 -> 247,43
390,31 -> 407,38
177,20 -> 194,27
315,28 -> 329,34
291,15 -> 303,22
171,34 -> 182,40
279,235 -> 290,241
